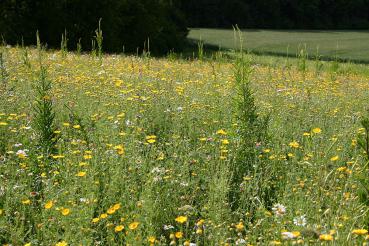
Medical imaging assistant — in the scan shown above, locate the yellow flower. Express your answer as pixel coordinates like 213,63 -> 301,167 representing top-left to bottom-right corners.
113,203 -> 121,210
22,199 -> 31,205
235,222 -> 244,231
289,141 -> 299,148
312,128 -> 322,134
330,155 -> 339,161
76,171 -> 86,177
216,129 -> 227,135
175,216 -> 187,224
148,236 -> 156,243
0,122 -> 8,126
24,243 -> 31,246
55,241 -> 68,246
73,125 -> 81,129
319,234 -> 333,241
107,207 -> 116,214
221,139 -> 229,145
352,229 -> 368,235
61,208 -> 70,216
44,200 -> 54,209
175,231 -> 183,239
0,209 -> 3,215
100,213 -> 108,219
92,217 -> 100,223
146,135 -> 157,144
147,139 -> 156,144
114,145 -> 125,155
114,225 -> 124,232
129,221 -> 139,230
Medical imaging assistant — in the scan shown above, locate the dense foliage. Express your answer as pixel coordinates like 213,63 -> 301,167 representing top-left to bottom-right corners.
0,0 -> 188,54
179,0 -> 369,29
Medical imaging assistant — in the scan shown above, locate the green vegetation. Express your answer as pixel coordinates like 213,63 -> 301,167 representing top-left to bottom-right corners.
1,33 -> 369,244
189,29 -> 369,62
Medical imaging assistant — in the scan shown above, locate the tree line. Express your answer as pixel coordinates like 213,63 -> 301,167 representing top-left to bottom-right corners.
1,0 -> 368,54
179,0 -> 369,29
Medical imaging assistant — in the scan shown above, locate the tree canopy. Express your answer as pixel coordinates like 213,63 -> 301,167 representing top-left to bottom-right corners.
0,0 -> 188,54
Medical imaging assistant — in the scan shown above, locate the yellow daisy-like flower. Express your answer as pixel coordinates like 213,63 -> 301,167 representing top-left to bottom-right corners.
175,216 -> 187,224
76,171 -> 86,177
289,141 -> 299,148
114,225 -> 124,232
72,125 -> 81,129
113,145 -> 125,155
24,243 -> 31,246
330,155 -> 339,161
100,213 -> 108,219
129,221 -> 139,230
312,127 -> 322,134
216,129 -> 227,135
175,231 -> 183,239
352,229 -> 368,235
61,208 -> 70,216
92,217 -> 100,223
319,234 -> 333,241
22,199 -> 31,205
107,207 -> 116,214
148,236 -> 156,243
113,203 -> 121,210
44,200 -> 54,209
235,222 -> 244,231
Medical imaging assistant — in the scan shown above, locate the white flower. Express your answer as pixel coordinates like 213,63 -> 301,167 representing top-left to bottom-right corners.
293,215 -> 307,227
281,231 -> 295,240
163,224 -> 174,230
235,238 -> 247,245
16,149 -> 28,158
272,203 -> 286,217
14,143 -> 23,147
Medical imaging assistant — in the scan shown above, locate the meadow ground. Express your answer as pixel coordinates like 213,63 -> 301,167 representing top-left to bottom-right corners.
188,29 -> 369,62
1,44 -> 369,245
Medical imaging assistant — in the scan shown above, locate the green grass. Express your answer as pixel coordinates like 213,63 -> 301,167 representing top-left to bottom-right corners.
188,28 -> 369,62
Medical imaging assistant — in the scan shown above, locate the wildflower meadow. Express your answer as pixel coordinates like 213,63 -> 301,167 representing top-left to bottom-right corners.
1,36 -> 369,245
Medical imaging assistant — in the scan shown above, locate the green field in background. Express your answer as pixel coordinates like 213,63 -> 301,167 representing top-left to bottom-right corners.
188,28 -> 369,62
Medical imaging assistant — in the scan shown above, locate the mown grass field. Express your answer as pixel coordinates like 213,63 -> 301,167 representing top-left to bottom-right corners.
1,43 -> 369,245
188,29 -> 369,62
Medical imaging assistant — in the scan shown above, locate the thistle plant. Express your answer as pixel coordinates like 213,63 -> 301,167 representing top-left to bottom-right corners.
95,18 -> 103,62
76,38 -> 82,56
61,29 -> 68,58
297,44 -> 308,78
91,39 -> 97,57
21,38 -> 31,68
315,46 -> 323,75
229,48 -> 278,219
197,38 -> 204,60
